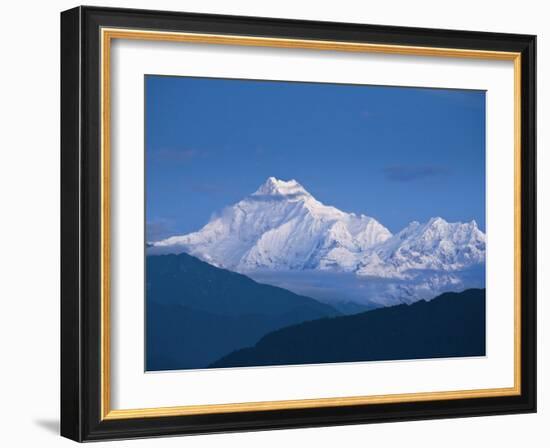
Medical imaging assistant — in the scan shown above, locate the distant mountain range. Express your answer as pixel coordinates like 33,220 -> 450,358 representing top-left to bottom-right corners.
210,288 -> 486,369
146,252 -> 338,371
149,177 -> 485,306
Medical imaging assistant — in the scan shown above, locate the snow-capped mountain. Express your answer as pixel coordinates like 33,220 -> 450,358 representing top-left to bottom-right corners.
151,177 -> 392,272
150,177 -> 486,285
356,217 -> 486,279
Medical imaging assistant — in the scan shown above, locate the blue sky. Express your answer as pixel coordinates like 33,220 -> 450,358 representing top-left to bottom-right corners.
146,75 -> 485,240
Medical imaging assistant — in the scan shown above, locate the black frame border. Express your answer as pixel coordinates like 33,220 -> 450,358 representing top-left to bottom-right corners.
61,6 -> 536,442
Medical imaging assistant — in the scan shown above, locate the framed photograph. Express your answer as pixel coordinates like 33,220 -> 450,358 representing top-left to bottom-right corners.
60,6 -> 536,442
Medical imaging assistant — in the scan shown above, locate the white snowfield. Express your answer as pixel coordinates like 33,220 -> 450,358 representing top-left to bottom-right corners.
151,177 -> 486,280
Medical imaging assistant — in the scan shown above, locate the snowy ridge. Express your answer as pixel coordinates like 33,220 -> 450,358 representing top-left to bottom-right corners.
356,217 -> 485,279
150,177 -> 485,281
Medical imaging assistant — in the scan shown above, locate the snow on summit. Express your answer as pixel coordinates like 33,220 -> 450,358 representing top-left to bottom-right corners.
356,217 -> 485,279
252,177 -> 310,197
150,177 -> 485,280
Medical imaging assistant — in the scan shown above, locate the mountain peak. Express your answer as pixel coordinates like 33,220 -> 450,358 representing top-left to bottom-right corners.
423,216 -> 482,234
253,177 -> 310,197
426,216 -> 448,227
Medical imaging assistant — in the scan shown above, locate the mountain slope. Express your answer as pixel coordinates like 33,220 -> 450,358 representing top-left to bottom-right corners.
146,253 -> 339,370
147,302 -> 319,370
147,252 -> 339,316
210,289 -> 486,369
357,217 -> 485,279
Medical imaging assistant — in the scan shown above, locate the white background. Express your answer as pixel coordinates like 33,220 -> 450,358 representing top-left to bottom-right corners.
0,0 -> 547,446
111,39 -> 515,409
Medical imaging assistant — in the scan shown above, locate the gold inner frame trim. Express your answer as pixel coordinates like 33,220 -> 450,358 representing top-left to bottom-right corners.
100,27 -> 522,421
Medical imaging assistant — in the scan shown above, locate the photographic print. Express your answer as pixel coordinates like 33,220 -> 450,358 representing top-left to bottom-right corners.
145,75 -> 486,372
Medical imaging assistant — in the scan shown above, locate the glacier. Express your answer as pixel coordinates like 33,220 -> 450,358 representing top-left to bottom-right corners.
149,177 -> 486,306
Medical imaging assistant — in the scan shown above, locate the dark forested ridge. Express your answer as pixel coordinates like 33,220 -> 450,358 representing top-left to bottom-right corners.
146,253 -> 339,370
146,253 -> 485,371
210,289 -> 486,369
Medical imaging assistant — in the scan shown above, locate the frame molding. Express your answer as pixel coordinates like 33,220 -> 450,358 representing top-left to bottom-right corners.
61,6 -> 536,442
